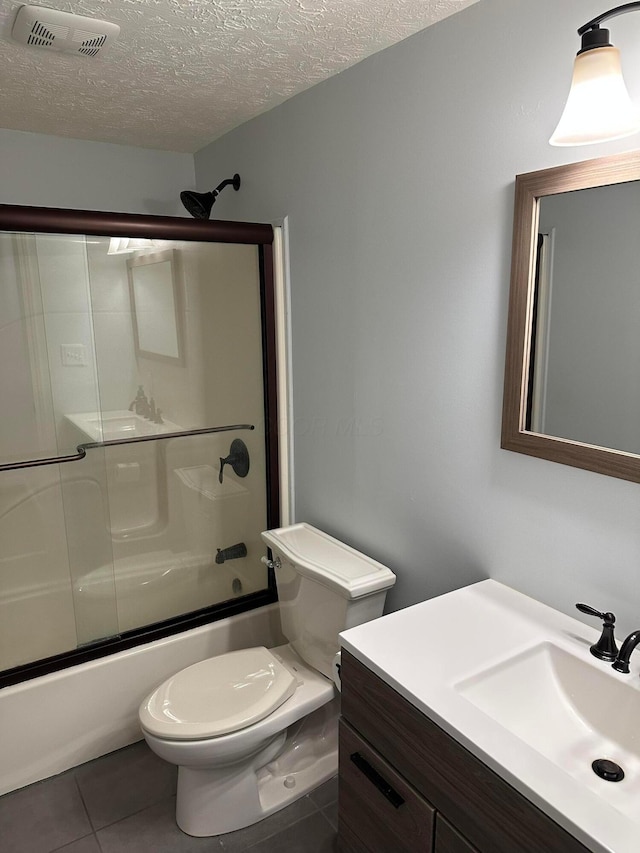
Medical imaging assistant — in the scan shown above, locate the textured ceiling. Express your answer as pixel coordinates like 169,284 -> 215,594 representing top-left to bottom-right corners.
0,0 -> 478,153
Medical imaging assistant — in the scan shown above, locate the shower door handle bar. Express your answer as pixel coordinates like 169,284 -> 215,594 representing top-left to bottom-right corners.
0,423 -> 255,473
0,445 -> 90,471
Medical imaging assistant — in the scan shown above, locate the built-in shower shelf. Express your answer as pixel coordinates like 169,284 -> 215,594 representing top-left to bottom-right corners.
0,423 -> 255,473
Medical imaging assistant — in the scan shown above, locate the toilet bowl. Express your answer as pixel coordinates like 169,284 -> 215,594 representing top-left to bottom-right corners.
139,523 -> 395,837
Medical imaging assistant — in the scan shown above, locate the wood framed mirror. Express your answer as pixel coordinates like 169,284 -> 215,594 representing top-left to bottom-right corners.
502,149 -> 640,483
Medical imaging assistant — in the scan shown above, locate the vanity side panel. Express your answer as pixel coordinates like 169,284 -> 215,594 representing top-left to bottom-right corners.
340,651 -> 589,853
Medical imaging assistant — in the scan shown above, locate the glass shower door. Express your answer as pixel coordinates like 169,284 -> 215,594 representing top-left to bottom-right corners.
0,210 -> 279,683
82,238 -> 270,635
0,230 -> 117,669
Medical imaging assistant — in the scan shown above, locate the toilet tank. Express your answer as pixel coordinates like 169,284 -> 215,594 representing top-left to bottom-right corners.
261,523 -> 396,680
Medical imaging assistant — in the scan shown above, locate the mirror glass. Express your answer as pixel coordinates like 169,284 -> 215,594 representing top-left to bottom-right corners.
502,150 -> 640,482
128,250 -> 183,363
530,182 -> 640,454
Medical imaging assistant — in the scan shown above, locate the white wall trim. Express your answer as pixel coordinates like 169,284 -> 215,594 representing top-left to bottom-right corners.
273,221 -> 295,524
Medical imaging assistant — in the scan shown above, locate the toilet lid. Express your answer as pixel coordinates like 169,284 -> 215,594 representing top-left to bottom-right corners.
139,647 -> 298,740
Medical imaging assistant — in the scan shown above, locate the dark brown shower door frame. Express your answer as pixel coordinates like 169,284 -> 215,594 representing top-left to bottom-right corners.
0,204 -> 280,688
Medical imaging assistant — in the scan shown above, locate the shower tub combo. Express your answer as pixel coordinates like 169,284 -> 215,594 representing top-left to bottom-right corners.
0,206 -> 285,794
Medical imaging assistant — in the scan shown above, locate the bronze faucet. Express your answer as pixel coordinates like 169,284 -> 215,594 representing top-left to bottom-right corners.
612,630 -> 640,674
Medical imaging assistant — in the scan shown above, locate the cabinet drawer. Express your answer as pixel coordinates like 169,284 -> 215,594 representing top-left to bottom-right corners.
340,650 -> 589,853
339,719 -> 434,853
435,815 -> 479,853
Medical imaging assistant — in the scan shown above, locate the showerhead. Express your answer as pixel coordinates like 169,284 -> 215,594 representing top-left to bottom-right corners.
180,173 -> 241,219
180,190 -> 214,219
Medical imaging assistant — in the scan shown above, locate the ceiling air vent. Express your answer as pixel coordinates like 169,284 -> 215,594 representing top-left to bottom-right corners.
12,5 -> 120,58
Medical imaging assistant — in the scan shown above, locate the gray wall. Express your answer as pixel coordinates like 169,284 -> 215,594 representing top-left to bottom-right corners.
0,129 -> 194,215
2,1 -> 640,639
194,0 -> 640,636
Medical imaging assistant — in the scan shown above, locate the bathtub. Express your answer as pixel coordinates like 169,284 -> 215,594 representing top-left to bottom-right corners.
0,467 -> 280,795
74,548 -> 255,639
0,602 -> 284,796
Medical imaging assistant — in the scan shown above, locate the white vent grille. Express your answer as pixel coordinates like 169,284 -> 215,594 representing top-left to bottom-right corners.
27,21 -> 68,47
12,5 -> 120,58
74,31 -> 108,58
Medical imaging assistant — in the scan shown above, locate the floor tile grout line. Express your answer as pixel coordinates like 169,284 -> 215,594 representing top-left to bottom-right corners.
308,794 -> 338,811
48,829 -> 99,853
91,792 -> 177,835
95,830 -> 105,853
319,805 -> 338,832
238,808 -> 338,853
84,787 -> 314,848
72,773 -> 96,840
227,800 -> 323,852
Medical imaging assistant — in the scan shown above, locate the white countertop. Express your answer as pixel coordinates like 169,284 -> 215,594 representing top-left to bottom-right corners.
340,580 -> 640,853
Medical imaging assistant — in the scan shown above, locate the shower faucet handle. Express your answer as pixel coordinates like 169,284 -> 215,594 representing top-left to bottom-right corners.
218,438 -> 250,483
576,603 -> 619,661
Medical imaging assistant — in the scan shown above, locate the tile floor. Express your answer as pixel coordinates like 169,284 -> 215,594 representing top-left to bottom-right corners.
0,741 -> 338,853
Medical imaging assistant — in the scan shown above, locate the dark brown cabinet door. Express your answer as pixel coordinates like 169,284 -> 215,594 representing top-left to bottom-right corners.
435,815 -> 479,853
339,720 -> 434,852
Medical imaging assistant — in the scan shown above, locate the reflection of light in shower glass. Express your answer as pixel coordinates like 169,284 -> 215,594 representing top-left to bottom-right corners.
107,237 -> 165,254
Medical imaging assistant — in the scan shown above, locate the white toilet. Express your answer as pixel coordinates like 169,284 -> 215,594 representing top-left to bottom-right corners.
138,522 -> 395,837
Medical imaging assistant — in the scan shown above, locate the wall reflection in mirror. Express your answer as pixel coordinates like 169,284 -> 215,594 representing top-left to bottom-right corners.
502,149 -> 640,483
0,228 -> 273,672
529,181 -> 640,454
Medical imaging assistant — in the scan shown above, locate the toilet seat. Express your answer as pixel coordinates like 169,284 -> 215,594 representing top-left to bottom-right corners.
139,646 -> 298,740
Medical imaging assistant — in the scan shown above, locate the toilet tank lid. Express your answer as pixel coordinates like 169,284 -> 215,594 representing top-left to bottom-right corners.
261,523 -> 396,599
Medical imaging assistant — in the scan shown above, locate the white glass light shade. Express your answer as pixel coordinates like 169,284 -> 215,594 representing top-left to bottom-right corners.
550,46 -> 640,146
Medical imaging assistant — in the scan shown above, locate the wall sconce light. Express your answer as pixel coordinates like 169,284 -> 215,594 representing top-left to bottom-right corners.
550,2 -> 640,146
180,174 -> 241,219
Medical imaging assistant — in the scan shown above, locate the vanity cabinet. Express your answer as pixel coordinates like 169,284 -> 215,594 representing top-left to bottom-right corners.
338,650 -> 591,853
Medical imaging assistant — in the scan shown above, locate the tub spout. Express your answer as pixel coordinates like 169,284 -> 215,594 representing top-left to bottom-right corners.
215,543 -> 247,564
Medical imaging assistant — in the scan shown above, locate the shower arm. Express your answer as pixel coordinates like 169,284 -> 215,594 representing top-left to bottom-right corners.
0,423 -> 255,473
212,176 -> 239,197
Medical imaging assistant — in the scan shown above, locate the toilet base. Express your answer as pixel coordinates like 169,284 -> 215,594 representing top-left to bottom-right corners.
176,699 -> 339,837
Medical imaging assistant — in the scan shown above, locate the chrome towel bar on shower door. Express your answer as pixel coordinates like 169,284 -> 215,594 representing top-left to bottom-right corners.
0,423 -> 255,473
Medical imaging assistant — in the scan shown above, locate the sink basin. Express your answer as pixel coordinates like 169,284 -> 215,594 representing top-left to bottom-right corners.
456,641 -> 640,819
340,579 -> 640,853
85,412 -> 157,440
66,410 -> 181,443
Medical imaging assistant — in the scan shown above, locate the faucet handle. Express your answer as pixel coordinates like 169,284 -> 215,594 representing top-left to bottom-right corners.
218,438 -> 250,484
576,603 -> 614,622
576,603 -> 618,661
